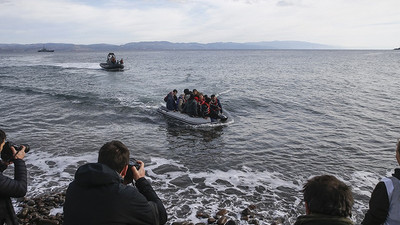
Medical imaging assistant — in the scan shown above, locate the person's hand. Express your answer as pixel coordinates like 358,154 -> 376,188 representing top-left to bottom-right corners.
132,160 -> 145,181
12,146 -> 25,160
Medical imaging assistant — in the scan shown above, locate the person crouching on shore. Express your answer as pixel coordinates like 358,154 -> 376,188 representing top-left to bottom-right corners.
63,140 -> 167,225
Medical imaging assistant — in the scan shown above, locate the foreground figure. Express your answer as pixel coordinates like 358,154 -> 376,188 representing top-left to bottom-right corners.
0,129 -> 27,225
64,140 -> 167,225
362,139 -> 400,225
295,175 -> 354,225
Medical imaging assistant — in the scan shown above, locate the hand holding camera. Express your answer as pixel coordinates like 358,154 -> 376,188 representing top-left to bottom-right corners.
124,158 -> 145,184
1,141 -> 30,162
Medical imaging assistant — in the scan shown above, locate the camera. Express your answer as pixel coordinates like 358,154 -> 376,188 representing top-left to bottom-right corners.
1,141 -> 30,162
124,158 -> 141,183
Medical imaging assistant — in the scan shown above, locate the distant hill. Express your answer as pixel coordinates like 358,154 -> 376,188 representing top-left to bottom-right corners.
0,41 -> 337,52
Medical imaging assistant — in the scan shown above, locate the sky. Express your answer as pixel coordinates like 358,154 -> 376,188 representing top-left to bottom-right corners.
0,0 -> 399,49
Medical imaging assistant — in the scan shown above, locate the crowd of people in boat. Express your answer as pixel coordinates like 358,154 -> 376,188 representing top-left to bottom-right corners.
164,89 -> 226,122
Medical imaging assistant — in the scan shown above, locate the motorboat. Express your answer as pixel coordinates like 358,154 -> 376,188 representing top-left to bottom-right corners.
157,106 -> 229,125
100,53 -> 124,71
38,46 -> 54,52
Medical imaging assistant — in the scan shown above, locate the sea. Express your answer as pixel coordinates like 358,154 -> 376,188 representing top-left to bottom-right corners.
1,49 -> 400,224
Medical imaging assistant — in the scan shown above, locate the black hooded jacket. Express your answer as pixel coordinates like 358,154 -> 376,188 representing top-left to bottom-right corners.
0,159 -> 27,225
63,163 -> 167,225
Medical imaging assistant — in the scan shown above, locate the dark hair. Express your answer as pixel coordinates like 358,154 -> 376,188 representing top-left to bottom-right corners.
205,97 -> 211,103
184,89 -> 190,94
173,89 -> 177,93
211,94 -> 216,98
98,140 -> 129,173
303,175 -> 353,217
0,129 -> 6,144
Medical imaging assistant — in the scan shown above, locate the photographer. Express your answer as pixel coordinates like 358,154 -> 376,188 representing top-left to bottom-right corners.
0,129 -> 27,225
64,140 -> 167,225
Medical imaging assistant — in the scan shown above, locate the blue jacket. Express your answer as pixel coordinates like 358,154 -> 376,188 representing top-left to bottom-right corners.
166,92 -> 177,111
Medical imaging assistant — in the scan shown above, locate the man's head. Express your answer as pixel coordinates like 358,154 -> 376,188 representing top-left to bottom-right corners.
98,140 -> 130,173
303,175 -> 353,217
0,129 -> 6,152
173,89 -> 177,95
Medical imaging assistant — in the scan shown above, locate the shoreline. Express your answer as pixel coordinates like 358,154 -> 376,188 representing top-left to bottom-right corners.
16,191 -> 283,225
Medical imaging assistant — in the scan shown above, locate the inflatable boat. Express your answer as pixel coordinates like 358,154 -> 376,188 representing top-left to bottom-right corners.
157,106 -> 229,125
100,53 -> 124,71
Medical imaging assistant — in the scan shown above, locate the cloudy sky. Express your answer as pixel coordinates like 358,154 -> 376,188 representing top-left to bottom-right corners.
1,0 -> 399,49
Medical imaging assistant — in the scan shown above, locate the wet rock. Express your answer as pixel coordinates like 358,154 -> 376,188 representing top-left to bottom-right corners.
172,222 -> 194,225
170,175 -> 194,188
207,217 -> 217,224
17,191 -> 65,225
37,218 -> 59,225
216,209 -> 228,217
225,220 -> 237,225
153,164 -> 186,174
196,211 -> 210,219
217,216 -> 228,225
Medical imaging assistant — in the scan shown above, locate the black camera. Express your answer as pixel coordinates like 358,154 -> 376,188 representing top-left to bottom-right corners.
124,158 -> 141,184
1,141 -> 30,162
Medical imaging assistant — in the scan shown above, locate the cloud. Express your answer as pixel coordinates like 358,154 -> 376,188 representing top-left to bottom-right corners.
0,0 -> 399,48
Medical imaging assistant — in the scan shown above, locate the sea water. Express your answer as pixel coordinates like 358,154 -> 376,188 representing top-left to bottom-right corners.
1,50 -> 400,224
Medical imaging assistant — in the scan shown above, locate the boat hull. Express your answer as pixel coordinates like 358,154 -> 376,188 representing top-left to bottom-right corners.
100,63 -> 124,71
157,106 -> 229,125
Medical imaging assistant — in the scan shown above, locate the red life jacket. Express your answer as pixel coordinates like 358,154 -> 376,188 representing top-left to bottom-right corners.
201,101 -> 210,114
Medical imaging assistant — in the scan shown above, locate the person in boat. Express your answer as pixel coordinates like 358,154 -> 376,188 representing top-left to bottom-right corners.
177,93 -> 185,112
111,56 -> 116,64
211,94 -> 223,113
64,140 -> 167,225
182,89 -> 191,108
294,175 -> 354,225
192,89 -> 199,102
362,139 -> 400,225
120,58 -> 124,64
200,96 -> 211,119
182,94 -> 198,117
164,89 -> 178,111
196,93 -> 204,113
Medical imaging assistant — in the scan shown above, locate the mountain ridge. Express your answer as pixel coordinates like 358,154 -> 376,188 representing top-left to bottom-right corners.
0,41 -> 338,52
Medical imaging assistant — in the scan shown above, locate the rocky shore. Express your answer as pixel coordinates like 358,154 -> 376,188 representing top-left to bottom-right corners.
16,192 -> 283,225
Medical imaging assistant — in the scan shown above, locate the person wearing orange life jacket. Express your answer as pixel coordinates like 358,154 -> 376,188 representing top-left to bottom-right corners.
196,93 -> 204,115
200,97 -> 211,118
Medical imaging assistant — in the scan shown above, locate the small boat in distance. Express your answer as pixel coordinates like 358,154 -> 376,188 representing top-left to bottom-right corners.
394,47 -> 400,50
38,46 -> 54,52
100,53 -> 124,71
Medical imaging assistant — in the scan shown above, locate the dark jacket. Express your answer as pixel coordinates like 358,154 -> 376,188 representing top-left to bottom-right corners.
362,168 -> 400,225
199,102 -> 210,118
294,213 -> 354,225
182,99 -> 198,117
165,92 -> 177,111
64,163 -> 167,225
0,159 -> 28,225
